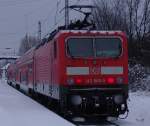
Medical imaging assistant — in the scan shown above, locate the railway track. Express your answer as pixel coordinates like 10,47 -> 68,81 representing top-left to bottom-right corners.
34,97 -> 120,126
63,115 -> 120,126
9,83 -> 121,126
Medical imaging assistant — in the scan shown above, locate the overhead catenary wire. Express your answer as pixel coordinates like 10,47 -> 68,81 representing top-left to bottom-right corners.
28,0 -> 61,38
1,0 -> 92,39
55,0 -> 62,26
28,0 -> 65,38
22,0 -> 82,38
7,0 -> 58,39
42,1 -> 61,25
0,0 -> 64,50
43,13 -> 66,38
43,0 -> 85,38
0,0 -> 52,21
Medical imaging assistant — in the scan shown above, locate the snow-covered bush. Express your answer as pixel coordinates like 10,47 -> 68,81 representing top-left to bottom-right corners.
139,76 -> 150,91
129,64 -> 148,91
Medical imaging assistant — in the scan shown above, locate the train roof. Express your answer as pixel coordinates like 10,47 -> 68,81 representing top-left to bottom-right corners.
35,29 -> 126,50
16,47 -> 35,65
15,29 -> 126,64
58,30 -> 124,34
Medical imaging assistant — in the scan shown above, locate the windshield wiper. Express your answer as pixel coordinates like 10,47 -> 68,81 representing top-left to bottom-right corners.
67,45 -> 75,59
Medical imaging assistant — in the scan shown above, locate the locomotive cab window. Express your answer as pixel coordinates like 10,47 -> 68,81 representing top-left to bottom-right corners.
67,37 -> 122,58
95,38 -> 122,58
67,38 -> 93,58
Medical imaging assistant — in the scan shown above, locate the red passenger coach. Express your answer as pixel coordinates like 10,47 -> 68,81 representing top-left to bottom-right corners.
7,63 -> 16,85
15,48 -> 34,92
7,30 -> 128,118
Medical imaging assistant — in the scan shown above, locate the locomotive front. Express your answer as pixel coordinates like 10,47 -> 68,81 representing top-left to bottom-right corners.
59,30 -> 128,117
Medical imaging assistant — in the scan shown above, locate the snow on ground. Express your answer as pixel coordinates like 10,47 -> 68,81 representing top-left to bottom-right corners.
80,92 -> 150,126
1,79 -> 150,126
0,79 -> 74,126
114,92 -> 150,126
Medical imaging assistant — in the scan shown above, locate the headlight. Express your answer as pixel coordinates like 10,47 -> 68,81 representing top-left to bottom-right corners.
70,95 -> 82,106
114,95 -> 124,105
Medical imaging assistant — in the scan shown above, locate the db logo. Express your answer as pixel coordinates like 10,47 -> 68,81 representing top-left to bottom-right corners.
90,67 -> 100,75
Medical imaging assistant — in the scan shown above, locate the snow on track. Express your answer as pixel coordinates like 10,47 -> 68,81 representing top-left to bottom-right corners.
77,92 -> 150,126
0,79 -> 74,126
1,79 -> 150,126
113,92 -> 150,126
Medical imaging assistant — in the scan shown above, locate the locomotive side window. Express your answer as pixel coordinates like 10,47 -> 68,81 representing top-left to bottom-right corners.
95,38 -> 122,58
54,41 -> 57,59
20,72 -> 28,83
28,64 -> 33,74
26,71 -> 28,84
67,37 -> 122,58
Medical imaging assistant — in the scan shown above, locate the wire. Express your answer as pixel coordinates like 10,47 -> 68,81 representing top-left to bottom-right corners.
0,1 -> 63,45
43,0 -> 82,38
30,0 -> 63,38
42,1 -> 60,24
55,15 -> 65,27
55,0 -> 62,25
43,14 -> 65,38
27,1 -> 59,37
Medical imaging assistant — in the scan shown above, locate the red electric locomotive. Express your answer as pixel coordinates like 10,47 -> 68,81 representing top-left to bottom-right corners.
7,30 -> 128,118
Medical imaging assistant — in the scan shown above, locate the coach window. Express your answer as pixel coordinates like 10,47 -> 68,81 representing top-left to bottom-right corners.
28,64 -> 32,74
26,71 -> 28,84
54,41 -> 57,59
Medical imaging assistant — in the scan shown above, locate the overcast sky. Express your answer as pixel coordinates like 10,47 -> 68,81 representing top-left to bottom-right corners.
0,0 -> 92,53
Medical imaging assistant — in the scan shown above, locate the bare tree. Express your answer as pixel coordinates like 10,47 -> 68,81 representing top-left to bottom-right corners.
133,0 -> 141,41
93,0 -> 150,42
93,0 -> 128,31
139,0 -> 150,41
18,35 -> 40,56
92,0 -> 150,59
126,0 -> 135,42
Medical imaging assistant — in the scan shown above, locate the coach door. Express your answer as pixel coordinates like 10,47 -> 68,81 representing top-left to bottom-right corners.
28,63 -> 33,89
